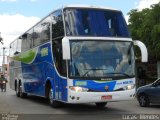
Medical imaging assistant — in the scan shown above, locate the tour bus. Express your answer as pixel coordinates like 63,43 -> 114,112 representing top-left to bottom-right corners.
9,5 -> 148,108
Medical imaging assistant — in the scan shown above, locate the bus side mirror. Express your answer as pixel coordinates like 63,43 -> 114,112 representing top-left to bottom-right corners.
134,40 -> 148,62
62,37 -> 71,60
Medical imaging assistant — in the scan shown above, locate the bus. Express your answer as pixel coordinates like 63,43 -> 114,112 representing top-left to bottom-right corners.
9,5 -> 148,108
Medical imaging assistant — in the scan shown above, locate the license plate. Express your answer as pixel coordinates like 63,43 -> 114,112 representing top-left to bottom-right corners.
101,95 -> 112,100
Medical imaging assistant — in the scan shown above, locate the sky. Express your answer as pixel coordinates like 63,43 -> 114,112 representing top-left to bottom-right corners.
0,0 -> 160,64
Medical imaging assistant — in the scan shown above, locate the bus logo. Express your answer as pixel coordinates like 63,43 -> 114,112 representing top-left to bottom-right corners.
105,86 -> 109,91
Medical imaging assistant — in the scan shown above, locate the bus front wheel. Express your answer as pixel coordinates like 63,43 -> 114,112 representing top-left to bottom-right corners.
48,87 -> 62,108
95,102 -> 107,108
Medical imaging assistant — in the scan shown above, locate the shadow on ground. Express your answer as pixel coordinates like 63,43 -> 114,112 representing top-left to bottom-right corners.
19,95 -> 130,114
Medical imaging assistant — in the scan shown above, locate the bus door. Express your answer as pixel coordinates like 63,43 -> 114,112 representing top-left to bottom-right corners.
53,39 -> 67,101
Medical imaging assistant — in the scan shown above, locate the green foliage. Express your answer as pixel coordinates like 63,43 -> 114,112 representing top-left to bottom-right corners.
128,2 -> 160,59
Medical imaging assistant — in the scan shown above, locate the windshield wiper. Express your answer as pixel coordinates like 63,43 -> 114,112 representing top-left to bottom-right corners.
82,68 -> 107,77
105,72 -> 133,78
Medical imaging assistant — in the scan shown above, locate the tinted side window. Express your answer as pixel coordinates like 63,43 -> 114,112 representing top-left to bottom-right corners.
16,37 -> 22,54
40,17 -> 51,43
51,10 -> 64,39
27,29 -> 33,48
21,34 -> 27,52
21,29 -> 32,52
33,23 -> 41,47
33,16 -> 51,47
10,40 -> 17,57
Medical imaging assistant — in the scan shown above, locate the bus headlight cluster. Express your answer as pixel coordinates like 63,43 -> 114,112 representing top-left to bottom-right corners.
123,84 -> 135,90
69,86 -> 89,92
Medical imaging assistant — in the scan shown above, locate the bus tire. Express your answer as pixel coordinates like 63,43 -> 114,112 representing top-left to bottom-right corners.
48,87 -> 62,108
95,102 -> 107,108
19,81 -> 27,98
15,81 -> 20,97
19,86 -> 27,98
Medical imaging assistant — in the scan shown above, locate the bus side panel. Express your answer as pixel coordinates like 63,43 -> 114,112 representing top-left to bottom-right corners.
10,42 -> 68,102
20,43 -> 53,96
38,42 -> 68,101
21,63 -> 44,95
60,78 -> 68,102
9,59 -> 23,90
20,42 -> 68,101
9,68 -> 14,90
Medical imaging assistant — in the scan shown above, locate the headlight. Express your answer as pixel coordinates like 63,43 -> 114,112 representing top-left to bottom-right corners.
69,86 -> 89,92
2,81 -> 6,84
123,84 -> 135,90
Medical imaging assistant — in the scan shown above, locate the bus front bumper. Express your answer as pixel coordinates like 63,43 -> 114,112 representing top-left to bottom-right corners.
67,89 -> 135,103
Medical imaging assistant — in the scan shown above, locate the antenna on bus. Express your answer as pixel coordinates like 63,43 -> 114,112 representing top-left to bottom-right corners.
0,32 -> 4,45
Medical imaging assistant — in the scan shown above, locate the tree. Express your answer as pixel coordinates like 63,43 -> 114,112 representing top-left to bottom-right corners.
128,2 -> 160,60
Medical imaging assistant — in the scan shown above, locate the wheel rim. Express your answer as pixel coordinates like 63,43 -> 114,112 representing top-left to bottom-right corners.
139,95 -> 146,106
49,88 -> 53,104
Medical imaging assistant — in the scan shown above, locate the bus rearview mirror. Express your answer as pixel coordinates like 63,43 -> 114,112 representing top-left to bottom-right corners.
134,40 -> 148,62
62,37 -> 71,60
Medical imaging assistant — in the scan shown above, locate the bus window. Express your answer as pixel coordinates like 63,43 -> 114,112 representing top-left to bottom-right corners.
17,37 -> 22,54
33,16 -> 51,47
10,40 -> 17,57
27,29 -> 33,48
64,8 -> 129,37
21,33 -> 27,52
51,10 -> 64,39
21,29 -> 33,52
40,16 -> 51,43
33,23 -> 43,47
52,38 -> 66,77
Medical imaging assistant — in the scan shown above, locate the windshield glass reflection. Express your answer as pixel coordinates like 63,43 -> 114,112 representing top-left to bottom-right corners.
69,40 -> 135,79
64,8 -> 129,37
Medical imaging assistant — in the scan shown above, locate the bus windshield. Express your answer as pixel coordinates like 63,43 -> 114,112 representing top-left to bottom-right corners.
64,8 -> 129,37
69,40 -> 135,79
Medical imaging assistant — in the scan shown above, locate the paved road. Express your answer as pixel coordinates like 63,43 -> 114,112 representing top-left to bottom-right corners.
0,84 -> 160,120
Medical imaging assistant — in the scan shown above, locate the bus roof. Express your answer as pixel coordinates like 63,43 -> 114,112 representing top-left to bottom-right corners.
63,4 -> 120,11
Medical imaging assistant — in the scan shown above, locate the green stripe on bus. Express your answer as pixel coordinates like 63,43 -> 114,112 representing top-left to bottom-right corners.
13,48 -> 37,64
